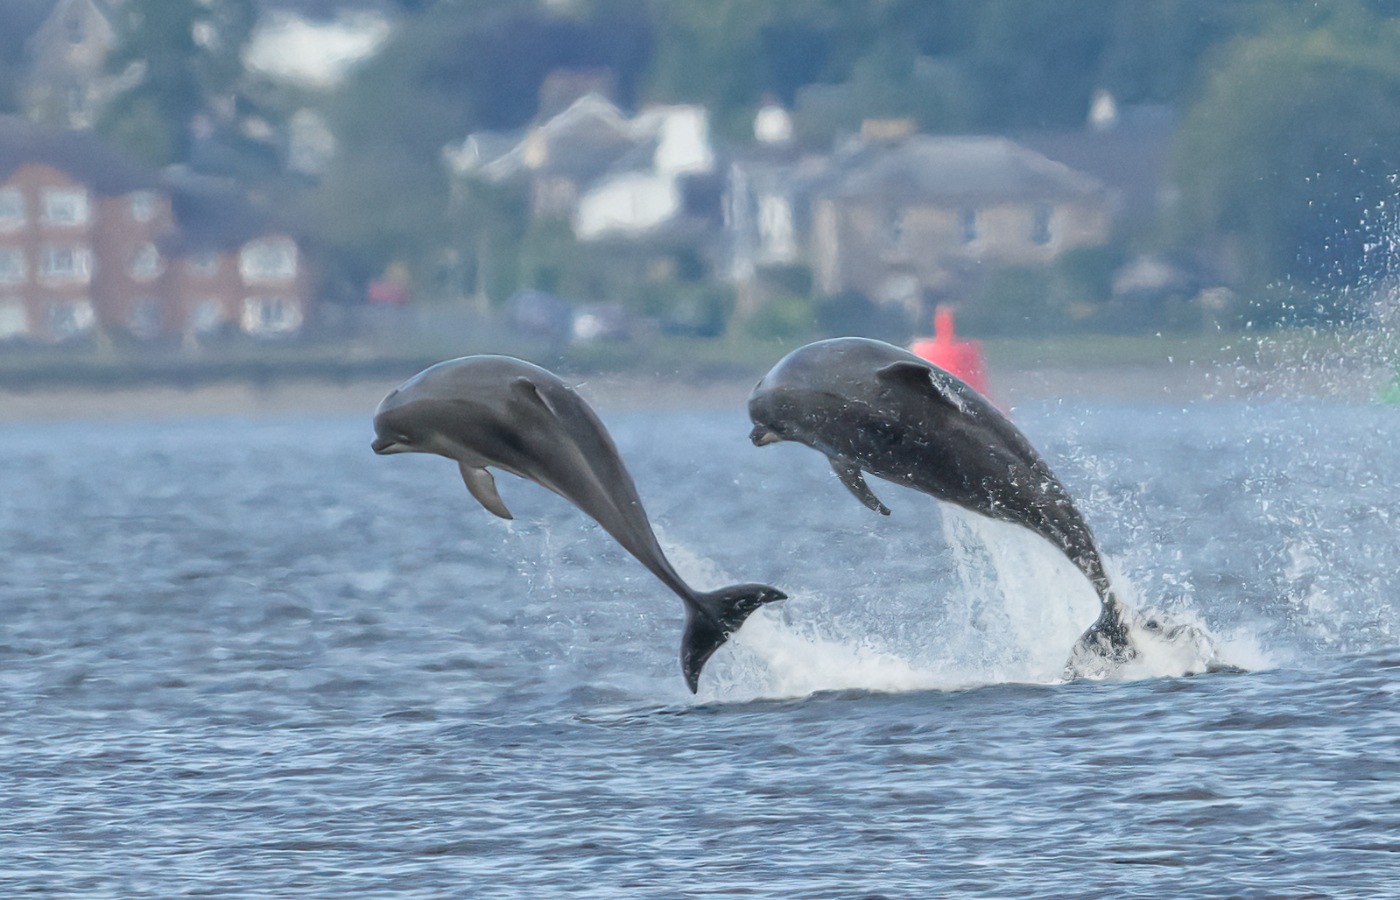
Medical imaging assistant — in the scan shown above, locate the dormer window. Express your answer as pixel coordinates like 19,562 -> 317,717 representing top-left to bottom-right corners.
239,237 -> 297,283
43,189 -> 89,227
0,188 -> 24,231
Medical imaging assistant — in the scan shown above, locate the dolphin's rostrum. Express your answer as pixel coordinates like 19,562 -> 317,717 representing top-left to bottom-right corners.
748,337 -> 1133,674
373,355 -> 785,692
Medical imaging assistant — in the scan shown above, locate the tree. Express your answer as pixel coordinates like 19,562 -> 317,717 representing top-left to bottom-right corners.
0,0 -> 52,115
315,0 -> 654,295
97,0 -> 260,170
1171,4 -> 1400,314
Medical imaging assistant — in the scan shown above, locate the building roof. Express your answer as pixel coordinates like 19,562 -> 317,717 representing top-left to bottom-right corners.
0,115 -> 162,195
163,171 -> 307,253
0,118 -> 304,254
478,93 -> 635,183
829,135 -> 1107,205
1015,105 -> 1176,228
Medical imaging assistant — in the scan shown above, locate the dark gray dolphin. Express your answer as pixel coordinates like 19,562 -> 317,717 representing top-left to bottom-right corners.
747,337 -> 1132,672
372,354 -> 785,692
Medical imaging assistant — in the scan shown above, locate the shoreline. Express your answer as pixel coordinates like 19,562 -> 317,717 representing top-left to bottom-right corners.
1,354 -> 1392,423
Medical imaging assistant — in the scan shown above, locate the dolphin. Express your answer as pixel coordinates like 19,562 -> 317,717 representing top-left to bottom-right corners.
747,337 -> 1132,672
372,355 -> 785,692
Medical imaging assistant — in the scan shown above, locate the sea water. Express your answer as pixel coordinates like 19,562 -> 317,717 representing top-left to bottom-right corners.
1,399 -> 1397,896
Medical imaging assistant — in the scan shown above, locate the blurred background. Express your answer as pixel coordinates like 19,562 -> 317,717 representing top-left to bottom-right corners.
3,0 -> 1400,387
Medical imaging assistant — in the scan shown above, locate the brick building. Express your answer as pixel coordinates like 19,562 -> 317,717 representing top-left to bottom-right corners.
0,120 -> 312,344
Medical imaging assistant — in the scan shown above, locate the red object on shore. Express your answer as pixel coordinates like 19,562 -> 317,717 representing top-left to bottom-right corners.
909,306 -> 988,396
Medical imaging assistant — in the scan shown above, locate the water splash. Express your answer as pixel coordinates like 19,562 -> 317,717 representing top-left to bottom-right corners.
675,503 -> 1245,703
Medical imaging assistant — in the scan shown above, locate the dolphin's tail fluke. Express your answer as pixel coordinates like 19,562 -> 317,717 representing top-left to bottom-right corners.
1064,593 -> 1136,678
680,584 -> 787,693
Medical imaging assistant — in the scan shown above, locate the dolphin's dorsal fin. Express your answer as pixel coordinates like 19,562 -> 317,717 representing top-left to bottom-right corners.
830,456 -> 891,516
877,361 -> 968,414
510,376 -> 558,416
460,461 -> 513,519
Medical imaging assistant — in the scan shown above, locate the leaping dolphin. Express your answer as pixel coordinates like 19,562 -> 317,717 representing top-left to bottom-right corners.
373,355 -> 786,692
747,337 -> 1133,673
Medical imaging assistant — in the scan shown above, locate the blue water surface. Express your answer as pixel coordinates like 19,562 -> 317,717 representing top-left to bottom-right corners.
1,398 -> 1397,897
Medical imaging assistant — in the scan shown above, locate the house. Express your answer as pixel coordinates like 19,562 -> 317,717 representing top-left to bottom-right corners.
22,0 -> 124,130
0,119 -> 314,344
1016,102 -> 1177,234
161,175 -> 312,341
446,93 -> 720,241
727,130 -> 1114,318
452,93 -> 638,222
811,135 -> 1113,312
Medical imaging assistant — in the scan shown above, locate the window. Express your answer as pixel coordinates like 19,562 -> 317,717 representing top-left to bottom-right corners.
239,237 -> 297,283
885,208 -> 906,251
41,245 -> 92,284
129,243 -> 162,281
241,296 -> 303,336
43,189 -> 89,227
46,299 -> 95,340
190,298 -> 226,334
0,297 -> 27,339
0,189 -> 24,231
66,12 -> 86,44
128,298 -> 163,338
0,247 -> 25,284
757,194 -> 796,259
1031,204 -> 1053,246
129,191 -> 157,223
959,208 -> 978,244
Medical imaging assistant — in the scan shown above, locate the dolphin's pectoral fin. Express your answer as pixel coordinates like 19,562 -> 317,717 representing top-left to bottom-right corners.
460,462 -> 513,519
510,376 -> 558,417
877,360 -> 968,414
830,457 -> 891,516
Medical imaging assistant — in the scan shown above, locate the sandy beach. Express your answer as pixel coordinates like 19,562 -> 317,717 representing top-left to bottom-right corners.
0,347 -> 1392,423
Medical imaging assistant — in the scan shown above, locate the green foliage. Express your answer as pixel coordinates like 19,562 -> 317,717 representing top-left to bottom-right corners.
755,264 -> 813,299
636,281 -> 736,337
812,292 -> 914,343
517,219 -> 580,295
73,0 -> 1400,336
646,0 -> 1251,136
958,245 -> 1192,337
97,0 -> 258,168
0,1 -> 49,114
1170,2 -> 1400,309
309,0 -> 1370,317
744,294 -> 816,341
962,266 -> 1059,336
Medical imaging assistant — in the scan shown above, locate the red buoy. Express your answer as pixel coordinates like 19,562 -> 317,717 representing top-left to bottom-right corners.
909,306 -> 988,396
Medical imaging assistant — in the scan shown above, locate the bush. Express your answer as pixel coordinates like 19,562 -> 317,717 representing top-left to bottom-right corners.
813,291 -> 913,342
657,283 -> 737,337
744,294 -> 815,340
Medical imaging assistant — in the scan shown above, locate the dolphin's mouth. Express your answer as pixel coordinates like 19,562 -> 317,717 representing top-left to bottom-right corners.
749,424 -> 782,446
371,435 -> 401,454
